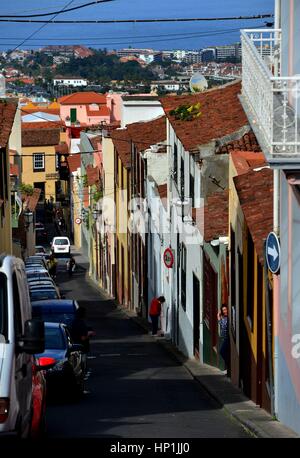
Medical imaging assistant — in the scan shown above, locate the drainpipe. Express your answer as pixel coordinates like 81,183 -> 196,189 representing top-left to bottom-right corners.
273,0 -> 281,418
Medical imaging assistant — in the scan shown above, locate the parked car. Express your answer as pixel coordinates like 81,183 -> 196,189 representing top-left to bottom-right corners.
0,254 -> 44,437
35,246 -> 46,255
26,268 -> 51,281
31,299 -> 79,328
35,222 -> 48,243
25,256 -> 48,270
36,322 -> 85,399
30,356 -> 55,438
50,237 -> 71,257
29,287 -> 60,302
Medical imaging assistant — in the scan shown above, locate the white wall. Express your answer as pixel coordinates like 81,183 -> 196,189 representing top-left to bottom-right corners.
121,99 -> 164,128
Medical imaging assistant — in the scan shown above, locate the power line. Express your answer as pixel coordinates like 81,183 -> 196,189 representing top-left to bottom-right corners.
9,1 -> 77,53
0,25 -> 268,47
0,1 -> 115,18
0,14 -> 274,24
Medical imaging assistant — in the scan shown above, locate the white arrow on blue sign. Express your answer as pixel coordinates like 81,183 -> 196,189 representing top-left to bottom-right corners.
266,232 -> 281,274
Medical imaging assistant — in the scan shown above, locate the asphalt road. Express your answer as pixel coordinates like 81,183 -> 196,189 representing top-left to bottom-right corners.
45,249 -> 251,439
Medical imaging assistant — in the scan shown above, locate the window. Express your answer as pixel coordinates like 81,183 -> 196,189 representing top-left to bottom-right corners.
180,156 -> 185,197
173,143 -> 178,183
33,153 -> 45,171
181,243 -> 187,311
190,173 -> 195,207
0,273 -> 8,340
12,273 -> 22,338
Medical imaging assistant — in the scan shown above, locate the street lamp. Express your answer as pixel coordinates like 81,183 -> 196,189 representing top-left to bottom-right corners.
173,198 -> 192,223
92,208 -> 102,221
24,210 -> 33,230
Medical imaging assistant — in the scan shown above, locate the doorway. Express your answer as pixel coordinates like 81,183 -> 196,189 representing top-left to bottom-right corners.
193,274 -> 200,359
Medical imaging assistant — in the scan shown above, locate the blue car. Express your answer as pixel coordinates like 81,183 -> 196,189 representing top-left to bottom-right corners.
36,322 -> 85,399
31,299 -> 79,328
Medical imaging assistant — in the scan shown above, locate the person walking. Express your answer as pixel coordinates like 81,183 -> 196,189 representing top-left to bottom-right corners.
47,253 -> 57,279
70,307 -> 95,373
149,296 -> 165,336
217,305 -> 230,373
67,256 -> 76,277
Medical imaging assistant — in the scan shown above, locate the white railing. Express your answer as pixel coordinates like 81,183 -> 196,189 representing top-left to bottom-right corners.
241,29 -> 300,159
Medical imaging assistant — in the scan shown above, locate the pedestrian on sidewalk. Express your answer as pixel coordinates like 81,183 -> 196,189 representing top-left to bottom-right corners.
218,305 -> 230,373
149,296 -> 165,336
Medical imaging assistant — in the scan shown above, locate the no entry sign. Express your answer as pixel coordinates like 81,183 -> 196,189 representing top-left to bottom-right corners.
163,248 -> 174,268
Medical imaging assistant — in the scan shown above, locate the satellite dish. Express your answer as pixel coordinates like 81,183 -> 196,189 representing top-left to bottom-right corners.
189,73 -> 208,93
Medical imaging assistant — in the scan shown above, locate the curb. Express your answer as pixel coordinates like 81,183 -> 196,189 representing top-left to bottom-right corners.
123,310 -> 298,439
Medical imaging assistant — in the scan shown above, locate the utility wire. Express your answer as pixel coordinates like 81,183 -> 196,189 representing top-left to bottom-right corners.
8,1 -> 76,53
0,25 -> 268,47
0,1 -> 115,18
0,14 -> 274,24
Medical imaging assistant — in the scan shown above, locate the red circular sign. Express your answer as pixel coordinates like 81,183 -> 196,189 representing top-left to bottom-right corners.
75,217 -> 82,225
163,248 -> 174,268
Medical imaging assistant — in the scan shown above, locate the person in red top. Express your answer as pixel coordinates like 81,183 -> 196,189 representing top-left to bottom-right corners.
149,296 -> 166,336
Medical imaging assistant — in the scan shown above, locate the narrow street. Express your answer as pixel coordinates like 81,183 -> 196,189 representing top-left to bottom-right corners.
45,248 -> 251,438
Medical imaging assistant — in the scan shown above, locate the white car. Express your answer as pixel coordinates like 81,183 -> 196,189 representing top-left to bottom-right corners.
50,237 -> 71,256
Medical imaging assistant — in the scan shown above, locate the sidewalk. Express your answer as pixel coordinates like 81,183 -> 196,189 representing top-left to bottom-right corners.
73,248 -> 298,438
122,308 -> 299,439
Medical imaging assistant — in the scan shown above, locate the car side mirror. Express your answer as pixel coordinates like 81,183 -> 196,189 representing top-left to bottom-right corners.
70,343 -> 84,353
18,320 -> 45,354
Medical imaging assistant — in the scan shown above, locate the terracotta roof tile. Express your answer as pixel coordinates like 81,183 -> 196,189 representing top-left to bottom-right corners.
55,143 -> 69,154
10,164 -> 19,176
59,91 -> 106,105
157,183 -> 168,209
203,190 -> 229,241
110,129 -> 132,169
22,121 -> 62,130
0,101 -> 17,147
22,125 -> 60,147
231,150 -> 266,175
86,106 -> 110,117
160,81 -> 248,152
126,116 -> 166,153
216,131 -> 262,155
67,154 -> 81,172
233,167 -> 273,264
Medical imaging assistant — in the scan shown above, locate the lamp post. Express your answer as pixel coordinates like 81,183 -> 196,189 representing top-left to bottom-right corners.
24,210 -> 33,230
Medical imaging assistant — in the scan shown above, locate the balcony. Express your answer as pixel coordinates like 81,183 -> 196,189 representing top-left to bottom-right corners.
240,29 -> 300,168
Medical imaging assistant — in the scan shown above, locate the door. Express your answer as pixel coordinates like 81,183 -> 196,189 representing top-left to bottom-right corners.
193,274 -> 200,359
33,182 -> 45,202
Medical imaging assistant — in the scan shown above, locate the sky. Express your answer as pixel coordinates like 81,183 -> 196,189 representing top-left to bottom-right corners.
0,0 -> 274,51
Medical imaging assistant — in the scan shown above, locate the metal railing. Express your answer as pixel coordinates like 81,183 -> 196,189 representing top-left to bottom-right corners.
241,29 -> 300,158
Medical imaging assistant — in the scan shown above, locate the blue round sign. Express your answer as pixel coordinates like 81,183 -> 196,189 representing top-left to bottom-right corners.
266,232 -> 281,274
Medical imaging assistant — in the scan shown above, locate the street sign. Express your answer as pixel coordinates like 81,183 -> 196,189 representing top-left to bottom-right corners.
75,217 -> 82,225
163,248 -> 174,269
266,232 -> 281,274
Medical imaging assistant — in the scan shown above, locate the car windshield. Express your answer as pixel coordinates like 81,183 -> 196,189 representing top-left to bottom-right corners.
0,273 -> 7,340
54,239 -> 69,245
45,326 -> 65,350
30,290 -> 58,300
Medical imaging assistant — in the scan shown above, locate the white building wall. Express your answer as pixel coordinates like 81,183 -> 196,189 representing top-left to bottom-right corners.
121,99 -> 164,128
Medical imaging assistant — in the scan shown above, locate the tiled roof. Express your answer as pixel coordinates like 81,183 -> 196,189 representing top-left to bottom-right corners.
10,164 -> 19,176
0,101 -> 17,147
86,106 -> 110,117
231,150 -> 266,175
160,81 -> 248,152
203,190 -> 229,242
22,125 -> 60,146
126,116 -> 166,152
216,131 -> 261,154
67,154 -> 81,172
22,122 -> 62,130
59,92 -> 106,105
111,128 -> 132,169
157,183 -> 168,209
89,135 -> 101,151
233,167 -> 273,264
55,143 -> 69,154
